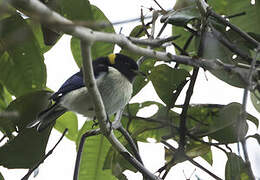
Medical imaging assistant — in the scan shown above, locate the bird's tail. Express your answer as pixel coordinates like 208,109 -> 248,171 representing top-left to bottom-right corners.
27,103 -> 67,132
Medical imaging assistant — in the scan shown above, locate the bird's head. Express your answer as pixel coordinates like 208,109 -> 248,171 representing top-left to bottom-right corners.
107,53 -> 142,83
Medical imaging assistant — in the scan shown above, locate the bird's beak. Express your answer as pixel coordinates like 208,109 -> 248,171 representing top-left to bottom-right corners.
133,70 -> 147,77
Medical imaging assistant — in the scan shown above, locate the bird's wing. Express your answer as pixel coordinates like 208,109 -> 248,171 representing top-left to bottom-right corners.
51,63 -> 108,101
51,71 -> 85,101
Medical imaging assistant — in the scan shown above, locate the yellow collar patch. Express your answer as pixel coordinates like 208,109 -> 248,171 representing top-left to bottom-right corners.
108,53 -> 116,64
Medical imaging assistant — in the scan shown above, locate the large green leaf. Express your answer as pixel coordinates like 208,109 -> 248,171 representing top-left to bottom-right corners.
76,122 -> 116,180
70,5 -> 115,67
185,103 -> 258,143
200,31 -> 248,88
0,90 -> 53,168
26,19 -> 53,53
0,14 -> 46,97
150,64 -> 190,107
225,153 -> 249,180
60,0 -> 92,21
54,111 -> 78,141
208,0 -> 260,35
202,103 -> 256,143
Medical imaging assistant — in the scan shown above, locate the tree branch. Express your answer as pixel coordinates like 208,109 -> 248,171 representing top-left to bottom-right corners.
8,0 -> 253,82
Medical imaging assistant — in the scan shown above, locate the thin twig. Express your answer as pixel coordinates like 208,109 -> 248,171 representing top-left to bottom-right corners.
226,12 -> 246,19
153,0 -> 166,12
22,128 -> 68,180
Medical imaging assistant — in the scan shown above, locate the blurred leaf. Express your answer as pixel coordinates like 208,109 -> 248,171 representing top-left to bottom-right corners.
150,64 -> 190,107
71,5 -> 115,67
250,90 -> 260,114
0,84 -> 12,111
0,14 -> 46,97
123,101 -> 180,142
54,111 -> 78,141
76,122 -> 116,180
26,19 -> 53,53
0,90 -> 53,168
186,143 -> 211,159
161,5 -> 201,27
39,0 -> 62,46
104,143 -> 137,179
164,142 -> 211,167
0,172 -> 4,180
186,103 -> 258,143
60,0 -> 92,21
200,31 -> 247,88
208,0 -> 260,35
174,0 -> 196,10
201,150 -> 213,165
204,103 -> 252,143
225,153 -> 249,180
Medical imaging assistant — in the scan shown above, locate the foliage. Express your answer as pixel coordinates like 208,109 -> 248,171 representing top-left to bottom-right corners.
0,0 -> 259,180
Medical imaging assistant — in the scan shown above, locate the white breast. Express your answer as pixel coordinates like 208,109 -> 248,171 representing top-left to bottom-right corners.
60,67 -> 133,118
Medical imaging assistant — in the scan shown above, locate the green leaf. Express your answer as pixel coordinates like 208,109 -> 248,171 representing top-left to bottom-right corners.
103,144 -> 137,179
250,90 -> 260,113
54,111 -> 78,141
0,14 -> 46,97
39,0 -> 62,46
201,150 -> 213,165
26,19 -> 53,53
0,172 -> 4,180
200,31 -> 247,88
60,0 -> 92,21
206,103 -> 249,143
124,101 -> 180,142
76,122 -> 116,180
208,0 -> 260,35
0,90 -> 53,168
161,5 -> 201,27
0,84 -> 12,111
186,143 -> 211,159
225,153 -> 249,180
71,5 -> 115,67
150,64 -> 190,107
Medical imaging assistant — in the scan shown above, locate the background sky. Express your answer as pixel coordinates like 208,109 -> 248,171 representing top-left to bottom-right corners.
1,0 -> 260,180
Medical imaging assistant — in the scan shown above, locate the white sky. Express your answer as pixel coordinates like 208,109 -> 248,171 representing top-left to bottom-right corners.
1,0 -> 260,180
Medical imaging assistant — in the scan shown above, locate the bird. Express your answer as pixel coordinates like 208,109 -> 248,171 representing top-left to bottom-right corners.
28,53 -> 141,131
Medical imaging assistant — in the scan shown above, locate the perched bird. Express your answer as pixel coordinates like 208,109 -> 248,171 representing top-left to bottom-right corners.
28,53 -> 140,131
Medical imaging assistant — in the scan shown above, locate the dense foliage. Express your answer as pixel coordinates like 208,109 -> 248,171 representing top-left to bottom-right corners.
0,0 -> 259,179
